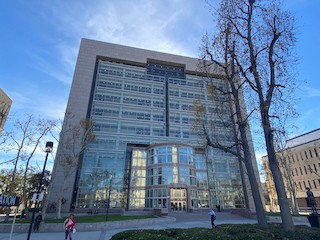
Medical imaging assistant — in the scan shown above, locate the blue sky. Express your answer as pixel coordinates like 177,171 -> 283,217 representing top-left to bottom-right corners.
1,0 -> 319,166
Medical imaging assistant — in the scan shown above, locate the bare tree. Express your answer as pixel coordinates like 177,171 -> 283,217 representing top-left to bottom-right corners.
21,118 -> 56,217
2,114 -> 55,222
197,22 -> 267,227
211,0 -> 298,231
46,112 -> 95,219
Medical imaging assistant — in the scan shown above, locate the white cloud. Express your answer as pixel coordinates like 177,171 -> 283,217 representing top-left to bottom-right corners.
87,1 -> 191,54
25,50 -> 72,85
47,0 -> 205,62
6,0 -> 217,124
8,91 -> 31,110
56,43 -> 79,72
36,96 -> 67,120
303,86 -> 320,97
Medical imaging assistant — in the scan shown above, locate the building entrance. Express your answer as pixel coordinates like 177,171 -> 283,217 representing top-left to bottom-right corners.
170,188 -> 187,212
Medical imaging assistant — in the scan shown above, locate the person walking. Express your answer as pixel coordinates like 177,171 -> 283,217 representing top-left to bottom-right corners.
306,187 -> 317,213
209,208 -> 216,228
33,213 -> 42,232
64,214 -> 76,240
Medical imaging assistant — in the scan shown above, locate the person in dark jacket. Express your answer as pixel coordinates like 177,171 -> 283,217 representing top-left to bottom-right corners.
34,213 -> 42,232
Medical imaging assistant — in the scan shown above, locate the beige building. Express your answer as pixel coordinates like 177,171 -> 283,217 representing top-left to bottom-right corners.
0,88 -> 12,133
263,129 -> 320,212
48,39 -> 261,213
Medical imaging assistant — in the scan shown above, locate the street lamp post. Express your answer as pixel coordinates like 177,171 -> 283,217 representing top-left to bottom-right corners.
27,141 -> 53,240
106,175 -> 113,222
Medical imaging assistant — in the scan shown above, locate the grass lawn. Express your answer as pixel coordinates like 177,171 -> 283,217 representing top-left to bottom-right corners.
110,224 -> 320,240
2,214 -> 157,224
265,212 -> 305,217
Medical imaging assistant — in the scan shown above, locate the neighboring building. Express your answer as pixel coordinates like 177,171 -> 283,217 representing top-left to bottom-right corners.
263,129 -> 320,212
49,38 -> 261,213
0,88 -> 12,133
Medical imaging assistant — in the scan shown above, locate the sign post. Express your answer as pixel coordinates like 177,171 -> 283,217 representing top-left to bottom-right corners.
0,194 -> 20,240
27,141 -> 53,240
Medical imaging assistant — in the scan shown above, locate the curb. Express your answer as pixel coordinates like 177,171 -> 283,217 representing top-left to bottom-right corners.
0,216 -> 176,233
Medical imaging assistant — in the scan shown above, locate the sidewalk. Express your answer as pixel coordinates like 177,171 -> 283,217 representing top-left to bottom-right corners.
0,212 -> 310,240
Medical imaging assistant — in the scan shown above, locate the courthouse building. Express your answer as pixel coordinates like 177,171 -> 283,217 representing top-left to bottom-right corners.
49,38 -> 260,213
263,129 -> 320,212
0,88 -> 12,133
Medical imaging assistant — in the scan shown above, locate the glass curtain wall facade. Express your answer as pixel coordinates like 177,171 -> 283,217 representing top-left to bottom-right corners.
71,54 -> 244,211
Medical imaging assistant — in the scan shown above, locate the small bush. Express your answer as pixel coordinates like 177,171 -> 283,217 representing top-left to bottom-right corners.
110,224 -> 320,240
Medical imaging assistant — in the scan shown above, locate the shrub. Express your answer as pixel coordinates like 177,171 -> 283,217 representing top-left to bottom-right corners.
110,224 -> 320,240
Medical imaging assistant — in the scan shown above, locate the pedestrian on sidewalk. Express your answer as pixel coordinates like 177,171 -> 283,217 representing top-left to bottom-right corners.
64,214 -> 76,240
33,213 -> 42,232
209,208 -> 216,228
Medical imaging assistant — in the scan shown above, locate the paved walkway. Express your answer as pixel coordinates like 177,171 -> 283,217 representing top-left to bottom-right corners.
0,212 -> 310,240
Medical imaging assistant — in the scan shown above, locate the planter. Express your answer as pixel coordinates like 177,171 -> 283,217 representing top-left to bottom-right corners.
154,208 -> 168,216
307,213 -> 320,227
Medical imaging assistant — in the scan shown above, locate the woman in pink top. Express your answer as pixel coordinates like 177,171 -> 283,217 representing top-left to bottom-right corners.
64,214 -> 76,240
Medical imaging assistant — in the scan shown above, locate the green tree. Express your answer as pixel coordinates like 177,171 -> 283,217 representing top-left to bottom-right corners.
0,168 -> 24,213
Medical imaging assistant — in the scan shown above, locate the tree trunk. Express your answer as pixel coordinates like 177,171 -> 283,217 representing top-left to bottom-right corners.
55,178 -> 67,219
41,191 -> 50,222
234,99 -> 268,228
56,197 -> 62,219
228,44 -> 268,227
22,159 -> 30,218
238,126 -> 268,227
243,156 -> 268,227
4,155 -> 20,222
263,116 -> 294,231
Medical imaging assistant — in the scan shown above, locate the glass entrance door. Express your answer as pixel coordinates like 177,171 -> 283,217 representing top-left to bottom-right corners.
170,188 -> 187,212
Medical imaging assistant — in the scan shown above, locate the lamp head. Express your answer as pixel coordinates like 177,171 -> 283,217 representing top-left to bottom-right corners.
45,141 -> 54,153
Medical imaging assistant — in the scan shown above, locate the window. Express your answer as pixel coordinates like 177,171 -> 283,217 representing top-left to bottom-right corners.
153,128 -> 164,136
153,101 -> 164,108
170,103 -> 179,109
169,90 -> 179,96
310,149 -> 313,158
